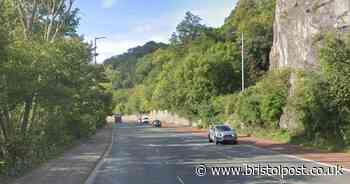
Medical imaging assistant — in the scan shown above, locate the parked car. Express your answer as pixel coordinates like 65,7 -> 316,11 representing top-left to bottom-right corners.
142,116 -> 150,124
208,125 -> 237,145
114,113 -> 122,124
152,120 -> 162,128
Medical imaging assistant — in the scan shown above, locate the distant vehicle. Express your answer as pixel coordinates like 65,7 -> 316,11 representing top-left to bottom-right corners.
152,120 -> 162,128
114,113 -> 122,124
208,125 -> 237,145
137,118 -> 142,124
142,116 -> 150,124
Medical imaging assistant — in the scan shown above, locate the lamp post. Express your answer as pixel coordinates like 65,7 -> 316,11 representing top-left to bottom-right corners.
241,32 -> 245,92
94,36 -> 107,64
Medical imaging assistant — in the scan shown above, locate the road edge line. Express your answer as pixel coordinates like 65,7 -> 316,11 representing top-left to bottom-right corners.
243,144 -> 350,173
84,125 -> 115,184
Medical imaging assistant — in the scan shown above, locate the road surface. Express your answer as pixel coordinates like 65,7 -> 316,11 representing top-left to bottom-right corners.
87,123 -> 350,184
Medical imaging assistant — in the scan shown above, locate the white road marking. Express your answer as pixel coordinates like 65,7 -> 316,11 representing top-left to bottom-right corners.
177,176 -> 185,184
145,143 -> 212,147
284,154 -> 350,173
243,144 -> 350,173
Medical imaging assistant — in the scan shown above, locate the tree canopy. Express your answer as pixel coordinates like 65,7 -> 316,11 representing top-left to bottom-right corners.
105,0 -> 277,120
0,0 -> 113,176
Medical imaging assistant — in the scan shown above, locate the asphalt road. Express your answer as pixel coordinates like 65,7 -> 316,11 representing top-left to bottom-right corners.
88,123 -> 350,184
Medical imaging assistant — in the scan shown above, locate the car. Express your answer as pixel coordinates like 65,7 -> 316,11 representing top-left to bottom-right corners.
142,116 -> 150,124
114,113 -> 122,124
208,125 -> 237,145
152,120 -> 162,128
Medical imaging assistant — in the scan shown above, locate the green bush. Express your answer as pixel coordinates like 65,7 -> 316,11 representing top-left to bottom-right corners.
236,88 -> 262,126
235,70 -> 290,128
287,71 -> 349,149
287,33 -> 350,150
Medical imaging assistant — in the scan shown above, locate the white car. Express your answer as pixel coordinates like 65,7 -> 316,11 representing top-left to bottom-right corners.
142,116 -> 150,124
208,125 -> 237,145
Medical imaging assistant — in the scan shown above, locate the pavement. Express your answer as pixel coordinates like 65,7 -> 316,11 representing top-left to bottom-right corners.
87,123 -> 350,184
6,125 -> 112,184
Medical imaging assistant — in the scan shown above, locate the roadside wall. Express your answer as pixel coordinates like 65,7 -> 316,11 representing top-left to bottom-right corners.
150,110 -> 192,126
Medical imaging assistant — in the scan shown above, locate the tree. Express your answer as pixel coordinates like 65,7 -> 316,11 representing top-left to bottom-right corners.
175,11 -> 206,44
104,41 -> 167,89
222,0 -> 276,84
11,0 -> 79,41
0,1 -> 113,175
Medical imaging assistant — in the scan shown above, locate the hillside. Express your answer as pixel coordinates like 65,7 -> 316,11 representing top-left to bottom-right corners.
105,0 -> 276,120
104,41 -> 167,89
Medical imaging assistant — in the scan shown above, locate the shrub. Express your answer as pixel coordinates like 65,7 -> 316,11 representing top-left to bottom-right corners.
235,70 -> 290,128
287,33 -> 350,149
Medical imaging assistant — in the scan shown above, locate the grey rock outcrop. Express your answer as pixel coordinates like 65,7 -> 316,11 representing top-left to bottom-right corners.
270,0 -> 350,130
270,0 -> 350,70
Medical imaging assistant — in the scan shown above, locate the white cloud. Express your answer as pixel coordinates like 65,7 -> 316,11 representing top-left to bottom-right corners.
191,6 -> 235,28
101,0 -> 116,9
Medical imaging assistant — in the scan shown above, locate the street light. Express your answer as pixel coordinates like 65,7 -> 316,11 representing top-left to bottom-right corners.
241,32 -> 245,92
94,36 -> 107,64
231,31 -> 245,92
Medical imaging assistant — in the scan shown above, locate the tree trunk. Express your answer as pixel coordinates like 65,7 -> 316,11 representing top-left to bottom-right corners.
29,97 -> 38,130
0,111 -> 8,141
21,97 -> 33,134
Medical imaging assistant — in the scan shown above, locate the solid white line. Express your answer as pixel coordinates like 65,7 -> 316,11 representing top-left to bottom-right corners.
283,154 -> 350,173
243,144 -> 350,173
177,176 -> 185,184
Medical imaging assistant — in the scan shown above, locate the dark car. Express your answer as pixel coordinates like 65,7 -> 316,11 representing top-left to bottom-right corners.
114,113 -> 122,124
152,120 -> 162,128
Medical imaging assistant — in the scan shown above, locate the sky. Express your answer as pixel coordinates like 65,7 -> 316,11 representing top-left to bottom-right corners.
75,0 -> 238,63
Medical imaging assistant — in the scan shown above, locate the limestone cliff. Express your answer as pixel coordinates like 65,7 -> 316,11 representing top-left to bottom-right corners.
270,0 -> 350,70
270,0 -> 350,130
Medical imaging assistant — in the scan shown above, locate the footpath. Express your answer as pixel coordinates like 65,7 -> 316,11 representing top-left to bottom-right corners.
170,125 -> 350,170
5,124 -> 113,184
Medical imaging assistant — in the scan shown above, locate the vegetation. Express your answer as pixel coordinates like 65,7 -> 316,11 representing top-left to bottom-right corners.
0,0 -> 113,176
287,33 -> 350,150
235,70 -> 290,129
106,0 -> 277,123
104,41 -> 167,89
105,0 -> 350,151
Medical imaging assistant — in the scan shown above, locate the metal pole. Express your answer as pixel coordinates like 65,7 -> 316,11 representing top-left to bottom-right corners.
241,32 -> 245,92
93,36 -> 107,64
94,38 -> 97,64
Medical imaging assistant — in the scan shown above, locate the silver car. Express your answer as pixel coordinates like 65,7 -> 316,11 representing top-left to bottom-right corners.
208,125 -> 238,145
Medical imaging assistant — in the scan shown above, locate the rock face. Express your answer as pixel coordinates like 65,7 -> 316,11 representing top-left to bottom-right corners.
270,0 -> 350,130
270,0 -> 350,70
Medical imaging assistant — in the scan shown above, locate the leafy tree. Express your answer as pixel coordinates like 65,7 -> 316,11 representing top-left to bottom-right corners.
11,0 -> 79,41
173,11 -> 206,44
222,0 -> 276,84
0,0 -> 113,175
